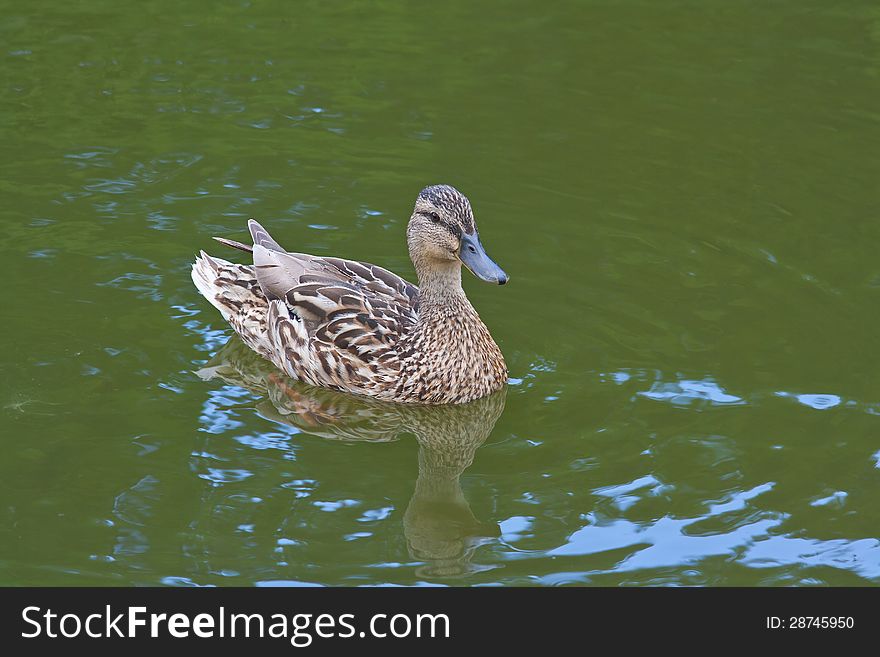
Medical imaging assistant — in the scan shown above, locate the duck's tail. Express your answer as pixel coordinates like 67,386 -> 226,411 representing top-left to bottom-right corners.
191,251 -> 264,321
212,236 -> 253,253
192,219 -> 291,363
191,251 -> 277,362
207,217 -> 284,255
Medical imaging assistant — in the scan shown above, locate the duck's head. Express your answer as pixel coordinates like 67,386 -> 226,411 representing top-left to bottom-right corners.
406,184 -> 508,285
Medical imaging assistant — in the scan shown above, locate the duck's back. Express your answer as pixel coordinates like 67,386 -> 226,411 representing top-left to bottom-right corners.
192,220 -> 429,398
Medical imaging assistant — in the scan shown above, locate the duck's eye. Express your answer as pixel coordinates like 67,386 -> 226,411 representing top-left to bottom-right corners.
428,212 -> 441,224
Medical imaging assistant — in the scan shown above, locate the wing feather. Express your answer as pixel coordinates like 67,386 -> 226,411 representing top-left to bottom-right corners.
219,220 -> 420,393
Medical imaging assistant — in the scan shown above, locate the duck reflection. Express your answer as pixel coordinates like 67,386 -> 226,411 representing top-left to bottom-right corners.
196,336 -> 506,579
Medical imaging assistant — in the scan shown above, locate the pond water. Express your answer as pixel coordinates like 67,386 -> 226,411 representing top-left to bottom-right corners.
2,0 -> 879,586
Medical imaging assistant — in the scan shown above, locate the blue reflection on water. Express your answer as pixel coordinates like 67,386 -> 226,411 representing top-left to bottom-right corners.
638,378 -> 744,406
548,483 -> 778,568
774,391 -> 842,410
744,537 -> 880,580
198,384 -> 251,434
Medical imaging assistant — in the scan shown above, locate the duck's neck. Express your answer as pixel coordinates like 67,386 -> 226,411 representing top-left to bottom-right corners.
414,260 -> 470,312
404,258 -> 507,404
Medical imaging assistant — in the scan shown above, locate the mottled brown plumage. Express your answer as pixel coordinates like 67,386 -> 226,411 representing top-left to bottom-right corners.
191,185 -> 508,404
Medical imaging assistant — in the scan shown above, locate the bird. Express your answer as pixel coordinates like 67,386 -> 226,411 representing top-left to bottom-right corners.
191,184 -> 509,404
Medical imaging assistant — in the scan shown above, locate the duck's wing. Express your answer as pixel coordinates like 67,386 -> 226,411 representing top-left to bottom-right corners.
248,230 -> 418,329
246,219 -> 417,301
237,221 -> 419,390
253,245 -> 419,306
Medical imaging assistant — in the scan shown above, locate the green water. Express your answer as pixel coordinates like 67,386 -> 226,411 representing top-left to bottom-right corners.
2,0 -> 880,586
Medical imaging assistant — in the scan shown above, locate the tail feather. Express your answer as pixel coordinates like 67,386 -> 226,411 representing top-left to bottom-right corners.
191,252 -> 262,322
209,218 -> 282,255
192,225 -> 292,374
213,236 -> 253,253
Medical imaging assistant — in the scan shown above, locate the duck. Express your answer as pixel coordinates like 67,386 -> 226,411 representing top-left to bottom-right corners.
191,184 -> 509,404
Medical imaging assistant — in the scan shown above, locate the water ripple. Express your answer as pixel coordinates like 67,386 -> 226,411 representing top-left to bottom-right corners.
548,482 -> 779,569
775,391 -> 842,410
637,378 -> 744,406
743,537 -> 880,580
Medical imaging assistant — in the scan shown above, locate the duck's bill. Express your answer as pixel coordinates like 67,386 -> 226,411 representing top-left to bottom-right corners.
459,233 -> 508,285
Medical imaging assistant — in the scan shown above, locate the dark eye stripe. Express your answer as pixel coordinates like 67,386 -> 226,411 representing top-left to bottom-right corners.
421,211 -> 461,238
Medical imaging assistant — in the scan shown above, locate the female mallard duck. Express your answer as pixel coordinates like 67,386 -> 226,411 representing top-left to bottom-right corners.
191,184 -> 508,404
